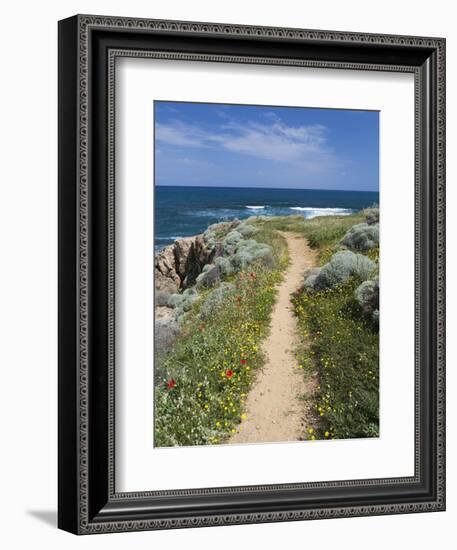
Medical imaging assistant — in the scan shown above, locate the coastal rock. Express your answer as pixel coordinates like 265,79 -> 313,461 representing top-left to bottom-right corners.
155,245 -> 182,294
155,305 -> 174,320
155,234 -> 215,293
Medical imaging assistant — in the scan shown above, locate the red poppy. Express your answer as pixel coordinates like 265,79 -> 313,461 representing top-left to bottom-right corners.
240,359 -> 247,365
167,378 -> 176,389
226,369 -> 234,379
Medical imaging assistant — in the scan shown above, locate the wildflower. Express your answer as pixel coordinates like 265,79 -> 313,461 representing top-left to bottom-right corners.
240,359 -> 247,365
167,378 -> 176,390
226,369 -> 234,379
324,431 -> 330,438
241,414 -> 247,420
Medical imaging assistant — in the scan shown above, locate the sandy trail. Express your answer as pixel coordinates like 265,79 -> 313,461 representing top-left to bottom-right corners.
229,232 -> 318,444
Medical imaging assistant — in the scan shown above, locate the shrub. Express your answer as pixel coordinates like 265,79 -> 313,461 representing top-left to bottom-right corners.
167,288 -> 198,312
222,230 -> 242,255
154,316 -> 182,383
203,231 -> 216,249
355,278 -> 379,322
237,223 -> 257,237
196,265 -> 221,288
214,256 -> 234,276
155,290 -> 171,307
203,220 -> 241,249
363,207 -> 379,225
305,250 -> 376,291
341,223 -> 379,251
200,283 -> 235,319
231,240 -> 274,269
303,268 -> 322,291
223,230 -> 242,246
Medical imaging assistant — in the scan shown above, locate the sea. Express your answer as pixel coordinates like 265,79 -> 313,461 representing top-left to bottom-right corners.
155,186 -> 379,251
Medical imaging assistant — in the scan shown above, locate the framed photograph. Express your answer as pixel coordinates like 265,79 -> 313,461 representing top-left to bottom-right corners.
58,14 -> 445,534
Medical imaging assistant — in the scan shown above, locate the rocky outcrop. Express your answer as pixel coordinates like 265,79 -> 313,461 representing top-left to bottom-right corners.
155,245 -> 182,294
155,234 -> 215,294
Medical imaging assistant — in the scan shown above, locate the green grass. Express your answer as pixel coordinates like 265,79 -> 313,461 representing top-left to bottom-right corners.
154,262 -> 285,446
154,225 -> 289,447
154,212 -> 378,445
253,213 -> 365,263
294,278 -> 379,440
287,210 -> 380,440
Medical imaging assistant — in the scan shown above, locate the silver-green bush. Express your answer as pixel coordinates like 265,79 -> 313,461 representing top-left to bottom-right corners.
305,250 -> 376,291
363,207 -> 379,225
230,240 -> 273,269
224,230 -> 242,246
214,256 -> 234,276
222,230 -> 242,255
303,268 -> 322,290
236,223 -> 257,237
203,231 -> 216,249
200,283 -> 235,320
167,288 -> 198,312
355,278 -> 379,321
155,290 -> 171,307
341,223 -> 379,251
195,265 -> 221,288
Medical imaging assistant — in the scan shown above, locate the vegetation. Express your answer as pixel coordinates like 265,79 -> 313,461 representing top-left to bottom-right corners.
154,223 -> 288,447
341,222 -> 379,251
253,213 -> 365,263
293,211 -> 379,440
304,250 -> 376,291
294,279 -> 379,440
355,278 -> 379,323
154,210 -> 379,445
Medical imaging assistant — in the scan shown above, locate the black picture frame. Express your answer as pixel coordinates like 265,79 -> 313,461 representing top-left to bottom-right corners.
58,14 -> 446,534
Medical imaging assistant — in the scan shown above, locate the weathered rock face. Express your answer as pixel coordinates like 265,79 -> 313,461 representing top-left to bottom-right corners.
155,245 -> 181,294
155,235 -> 215,294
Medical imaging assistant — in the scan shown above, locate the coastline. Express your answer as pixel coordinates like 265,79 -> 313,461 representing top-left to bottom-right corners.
154,210 -> 380,446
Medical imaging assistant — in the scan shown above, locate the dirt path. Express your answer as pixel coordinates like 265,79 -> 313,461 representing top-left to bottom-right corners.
229,232 -> 318,444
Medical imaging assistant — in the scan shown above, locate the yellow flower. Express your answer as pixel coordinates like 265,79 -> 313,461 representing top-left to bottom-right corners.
324,431 -> 330,438
307,427 -> 314,434
241,414 -> 247,420
215,421 -> 221,427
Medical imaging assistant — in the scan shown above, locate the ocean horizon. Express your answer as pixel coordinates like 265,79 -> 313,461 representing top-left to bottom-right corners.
155,185 -> 379,250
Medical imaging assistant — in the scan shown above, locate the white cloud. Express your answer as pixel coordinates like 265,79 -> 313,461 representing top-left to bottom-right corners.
155,116 -> 342,171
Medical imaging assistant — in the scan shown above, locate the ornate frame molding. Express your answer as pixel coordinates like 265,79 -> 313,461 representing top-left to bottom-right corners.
58,14 -> 445,534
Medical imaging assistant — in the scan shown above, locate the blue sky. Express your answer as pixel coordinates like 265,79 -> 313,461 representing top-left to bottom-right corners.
155,101 -> 379,191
